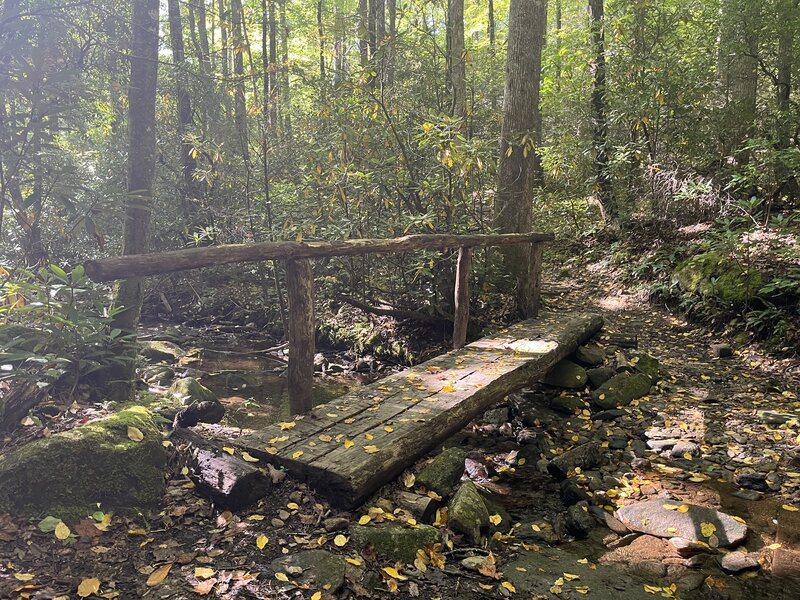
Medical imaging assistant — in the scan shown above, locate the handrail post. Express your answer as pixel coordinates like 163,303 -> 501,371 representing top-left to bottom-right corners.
525,242 -> 543,318
285,258 -> 315,415
452,246 -> 472,349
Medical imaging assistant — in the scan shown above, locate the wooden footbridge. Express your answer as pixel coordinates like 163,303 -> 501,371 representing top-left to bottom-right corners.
86,233 -> 604,508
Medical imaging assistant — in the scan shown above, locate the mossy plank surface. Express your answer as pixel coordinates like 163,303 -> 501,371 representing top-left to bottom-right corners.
236,312 -> 603,508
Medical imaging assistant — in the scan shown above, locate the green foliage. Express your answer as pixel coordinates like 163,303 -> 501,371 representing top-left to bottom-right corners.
0,265 -> 131,392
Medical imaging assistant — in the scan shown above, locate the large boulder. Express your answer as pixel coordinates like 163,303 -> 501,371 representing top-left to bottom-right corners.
615,500 -> 748,547
168,377 -> 217,405
416,447 -> 466,497
591,372 -> 652,410
0,407 -> 166,519
350,523 -> 440,563
672,252 -> 762,304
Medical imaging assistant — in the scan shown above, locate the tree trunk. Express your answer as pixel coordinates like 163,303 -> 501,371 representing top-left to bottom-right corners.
279,0 -> 292,136
588,0 -> 614,217
231,0 -> 249,161
494,0 -> 547,315
447,0 -> 466,119
217,0 -> 231,116
717,0 -> 761,161
107,0 -> 159,399
317,0 -> 326,91
167,0 -> 200,225
268,0 -> 278,133
776,0 -> 797,149
387,0 -> 396,87
488,0 -> 495,47
358,0 -> 370,67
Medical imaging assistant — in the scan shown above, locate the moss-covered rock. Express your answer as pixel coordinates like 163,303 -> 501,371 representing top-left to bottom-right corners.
140,340 -> 184,363
591,372 -> 652,410
672,252 -> 762,304
448,481 -> 489,544
266,550 -> 346,592
168,377 -> 217,405
540,359 -> 588,389
416,447 -> 466,497
630,353 -> 660,383
0,407 -> 166,519
350,523 -> 440,563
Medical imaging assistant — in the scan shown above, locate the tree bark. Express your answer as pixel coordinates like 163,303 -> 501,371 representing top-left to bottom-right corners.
167,0 -> 200,224
717,0 -> 761,160
358,0 -> 370,67
85,232 -> 555,282
494,0 -> 547,313
231,0 -> 249,161
285,258 -> 315,415
217,0 -> 231,116
107,0 -> 159,399
317,0 -> 326,91
447,0 -> 466,119
776,0 -> 797,149
488,0 -> 495,47
588,0 -> 614,217
452,247 -> 472,349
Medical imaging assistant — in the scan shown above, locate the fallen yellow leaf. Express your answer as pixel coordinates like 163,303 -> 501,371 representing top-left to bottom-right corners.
382,566 -> 408,581
222,447 -> 235,455
782,504 -> 800,512
334,534 -> 348,547
146,563 -> 172,587
256,535 -> 268,550
344,439 -> 354,449
127,426 -> 144,442
275,572 -> 290,582
501,581 -> 516,593
358,515 -> 371,525
489,514 -> 502,526
364,445 -> 380,453
194,567 -> 216,579
311,593 -> 322,600
241,452 -> 259,462
278,421 -> 296,430
14,573 -> 34,581
292,450 -> 304,459
54,521 -> 71,540
77,577 -> 101,597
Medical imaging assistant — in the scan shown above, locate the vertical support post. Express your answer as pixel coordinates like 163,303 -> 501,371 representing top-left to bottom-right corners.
527,242 -> 543,318
453,246 -> 472,349
285,258 -> 315,415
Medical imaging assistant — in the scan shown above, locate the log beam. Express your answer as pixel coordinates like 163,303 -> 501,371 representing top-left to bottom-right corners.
452,246 -> 472,349
285,258 -> 315,415
84,232 -> 554,282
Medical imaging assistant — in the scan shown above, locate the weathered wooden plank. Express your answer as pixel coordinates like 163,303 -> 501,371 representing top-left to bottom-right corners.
84,232 -> 555,282
235,311 -> 603,508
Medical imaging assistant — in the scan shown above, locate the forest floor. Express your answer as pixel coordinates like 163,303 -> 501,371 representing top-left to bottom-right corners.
1,242 -> 800,600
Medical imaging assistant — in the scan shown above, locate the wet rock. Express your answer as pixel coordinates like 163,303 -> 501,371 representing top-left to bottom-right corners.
560,478 -> 591,506
614,500 -> 748,547
710,343 -> 733,358
461,555 -> 492,572
647,438 -> 679,451
142,365 -> 174,385
416,447 -> 466,497
350,523 -> 440,562
140,340 -> 184,363
547,441 -> 603,481
594,408 -> 627,421
756,410 -> 798,425
671,441 -> 700,459
566,501 -> 596,539
574,344 -> 606,367
587,366 -> 614,388
313,353 -> 328,372
169,377 -> 217,405
735,472 -> 768,492
592,372 -> 652,410
395,491 -> 438,522
322,517 -> 350,533
549,395 -> 585,414
601,534 -> 675,578
448,481 -> 489,545
0,407 -> 166,519
719,551 -> 760,573
605,513 -> 631,535
267,550 -> 345,592
541,359 -> 587,389
607,532 -> 641,549
669,537 -> 717,558
732,489 -> 763,501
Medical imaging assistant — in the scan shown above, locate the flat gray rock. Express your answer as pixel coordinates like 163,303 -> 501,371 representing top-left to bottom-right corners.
615,500 -> 747,548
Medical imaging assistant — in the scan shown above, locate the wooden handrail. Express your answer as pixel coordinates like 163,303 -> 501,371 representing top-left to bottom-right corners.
85,232 -> 554,416
83,232 -> 554,282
